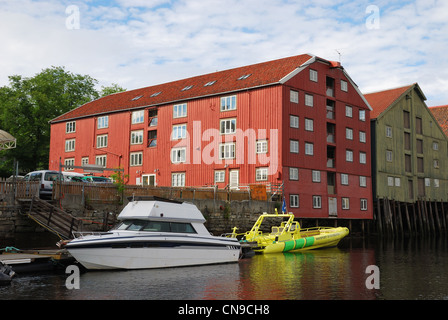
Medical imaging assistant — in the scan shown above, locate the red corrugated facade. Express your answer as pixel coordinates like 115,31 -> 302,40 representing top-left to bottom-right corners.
49,54 -> 373,219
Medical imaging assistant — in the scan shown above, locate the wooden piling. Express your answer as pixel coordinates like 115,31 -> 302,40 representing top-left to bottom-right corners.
404,203 -> 413,236
376,198 -> 383,235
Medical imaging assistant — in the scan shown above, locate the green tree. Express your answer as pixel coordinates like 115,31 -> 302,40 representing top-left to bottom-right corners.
99,83 -> 126,97
0,66 -> 99,175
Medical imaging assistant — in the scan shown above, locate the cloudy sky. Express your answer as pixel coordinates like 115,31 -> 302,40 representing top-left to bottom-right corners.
1,0 -> 447,106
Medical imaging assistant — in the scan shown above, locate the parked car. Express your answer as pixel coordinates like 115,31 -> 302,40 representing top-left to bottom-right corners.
23,170 -> 62,199
81,176 -> 113,184
62,171 -> 85,182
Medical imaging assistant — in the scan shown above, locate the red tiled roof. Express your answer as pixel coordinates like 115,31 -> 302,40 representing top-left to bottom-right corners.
51,54 -> 315,123
430,105 -> 448,137
363,84 -> 415,119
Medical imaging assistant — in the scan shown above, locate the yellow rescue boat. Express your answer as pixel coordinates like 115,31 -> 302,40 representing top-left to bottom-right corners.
232,210 -> 349,254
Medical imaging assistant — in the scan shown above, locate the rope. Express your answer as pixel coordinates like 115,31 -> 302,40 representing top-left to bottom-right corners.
0,247 -> 20,253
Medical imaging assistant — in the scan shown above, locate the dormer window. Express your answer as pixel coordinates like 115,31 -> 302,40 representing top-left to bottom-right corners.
132,95 -> 143,101
182,85 -> 194,91
238,74 -> 251,80
204,81 -> 216,87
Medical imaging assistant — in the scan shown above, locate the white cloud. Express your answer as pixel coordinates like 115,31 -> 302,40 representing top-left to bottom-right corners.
0,0 -> 447,106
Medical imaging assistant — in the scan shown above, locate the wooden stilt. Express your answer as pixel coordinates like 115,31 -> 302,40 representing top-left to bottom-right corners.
397,201 -> 404,236
433,201 -> 441,235
417,200 -> 424,235
441,201 -> 447,231
405,203 -> 413,236
376,198 -> 383,235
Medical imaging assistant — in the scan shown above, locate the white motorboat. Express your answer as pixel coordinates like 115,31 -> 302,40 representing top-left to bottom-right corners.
63,197 -> 241,270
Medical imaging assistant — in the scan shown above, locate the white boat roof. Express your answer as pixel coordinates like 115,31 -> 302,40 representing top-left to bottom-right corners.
118,197 -> 206,223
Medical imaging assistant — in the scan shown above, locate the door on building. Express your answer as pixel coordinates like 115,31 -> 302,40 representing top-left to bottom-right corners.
329,197 -> 338,217
142,174 -> 156,187
229,170 -> 239,190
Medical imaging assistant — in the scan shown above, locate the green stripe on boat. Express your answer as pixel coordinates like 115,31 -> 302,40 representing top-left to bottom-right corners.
304,237 -> 315,248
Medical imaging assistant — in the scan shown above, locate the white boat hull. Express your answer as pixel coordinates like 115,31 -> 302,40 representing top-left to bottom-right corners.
66,234 -> 241,270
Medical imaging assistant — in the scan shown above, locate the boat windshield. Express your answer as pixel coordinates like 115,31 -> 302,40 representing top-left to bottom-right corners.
115,220 -> 197,234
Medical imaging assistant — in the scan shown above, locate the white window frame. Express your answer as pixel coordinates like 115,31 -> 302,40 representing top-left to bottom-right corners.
290,194 -> 299,208
305,142 -> 314,156
359,110 -> 366,122
342,198 -> 350,210
81,157 -> 89,166
220,118 -> 236,135
305,118 -> 314,131
309,69 -> 318,82
172,124 -> 187,140
256,140 -> 268,154
289,168 -> 299,181
341,173 -> 349,185
386,126 -> 393,138
388,176 -> 394,187
360,152 -> 367,164
433,142 -> 439,151
65,139 -> 75,152
97,116 -> 109,129
434,179 -> 440,188
290,90 -> 299,104
359,131 -> 366,143
132,110 -> 145,124
345,105 -> 353,118
219,142 -> 236,160
214,170 -> 225,183
130,152 -> 143,166
395,177 -> 401,187
172,172 -> 186,187
312,170 -> 321,183
341,80 -> 348,92
313,196 -> 322,209
173,103 -> 187,118
346,150 -> 353,162
290,115 -> 299,128
66,121 -> 76,133
305,94 -> 314,107
171,147 -> 186,163
96,134 -> 108,148
95,155 -> 107,167
256,167 -> 269,181
361,199 -> 368,211
346,128 -> 353,140
386,150 -> 393,162
131,130 -> 144,145
290,140 -> 299,154
64,158 -> 75,171
221,95 -> 237,112
360,176 -> 367,187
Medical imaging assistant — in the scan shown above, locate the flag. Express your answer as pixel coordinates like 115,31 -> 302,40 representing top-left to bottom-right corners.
281,197 -> 287,213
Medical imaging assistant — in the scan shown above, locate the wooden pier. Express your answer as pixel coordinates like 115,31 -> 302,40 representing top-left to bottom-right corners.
374,198 -> 448,237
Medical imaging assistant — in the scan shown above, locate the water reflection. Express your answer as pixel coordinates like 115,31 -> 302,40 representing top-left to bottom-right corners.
236,248 -> 377,300
1,237 -> 447,300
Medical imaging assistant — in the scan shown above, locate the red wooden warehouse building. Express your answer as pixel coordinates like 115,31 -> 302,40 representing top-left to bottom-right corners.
49,54 -> 373,219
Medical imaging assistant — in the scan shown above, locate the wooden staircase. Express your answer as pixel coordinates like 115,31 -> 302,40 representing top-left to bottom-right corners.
19,197 -> 81,240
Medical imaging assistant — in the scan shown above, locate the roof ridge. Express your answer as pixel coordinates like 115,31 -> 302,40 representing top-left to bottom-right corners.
51,54 -> 314,123
363,83 -> 416,96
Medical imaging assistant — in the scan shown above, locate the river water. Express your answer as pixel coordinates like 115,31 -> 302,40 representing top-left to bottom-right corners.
1,237 -> 447,301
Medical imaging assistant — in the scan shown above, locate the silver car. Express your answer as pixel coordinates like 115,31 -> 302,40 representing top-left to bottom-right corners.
24,170 -> 61,199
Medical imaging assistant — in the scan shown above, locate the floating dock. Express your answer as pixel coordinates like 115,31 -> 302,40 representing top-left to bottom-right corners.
0,249 -> 74,274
